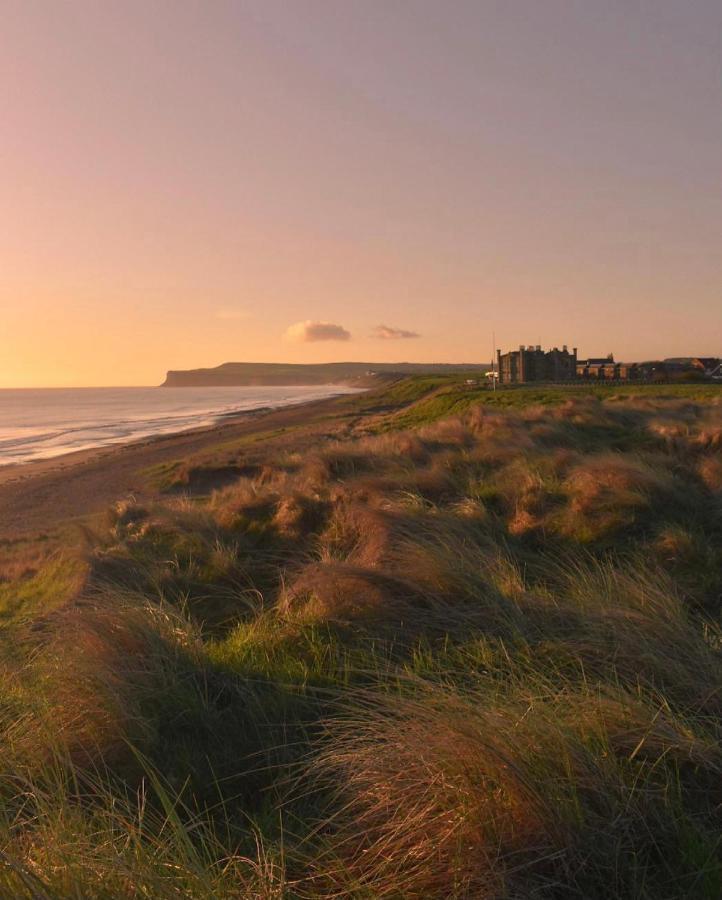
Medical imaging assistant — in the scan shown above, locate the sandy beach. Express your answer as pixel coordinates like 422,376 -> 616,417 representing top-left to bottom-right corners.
0,394 -> 352,540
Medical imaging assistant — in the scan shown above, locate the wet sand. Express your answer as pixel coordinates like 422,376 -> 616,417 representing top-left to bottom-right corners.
0,395 -> 351,540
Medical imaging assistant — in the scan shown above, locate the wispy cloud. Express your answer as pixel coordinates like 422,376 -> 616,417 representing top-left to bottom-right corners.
215,308 -> 250,321
284,320 -> 351,342
372,324 -> 420,340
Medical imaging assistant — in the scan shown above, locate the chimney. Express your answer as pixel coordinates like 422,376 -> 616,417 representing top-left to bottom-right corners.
563,344 -> 568,352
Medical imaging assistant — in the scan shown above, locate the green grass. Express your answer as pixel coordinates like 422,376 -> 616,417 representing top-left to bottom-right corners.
1,389 -> 722,897
376,378 -> 722,430
143,429 -> 292,492
0,552 -> 85,625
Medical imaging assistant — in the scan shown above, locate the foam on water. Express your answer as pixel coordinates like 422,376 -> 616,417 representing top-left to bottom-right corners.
0,385 -> 361,466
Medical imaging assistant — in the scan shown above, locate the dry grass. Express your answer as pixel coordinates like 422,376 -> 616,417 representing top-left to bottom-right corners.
3,594 -> 204,777
698,454 -> 722,491
307,692 -> 555,898
559,454 -> 674,541
278,561 -> 433,634
306,682 -> 721,898
2,389 -> 722,897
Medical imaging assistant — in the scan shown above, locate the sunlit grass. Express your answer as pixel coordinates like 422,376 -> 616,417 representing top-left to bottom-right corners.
1,387 -> 721,896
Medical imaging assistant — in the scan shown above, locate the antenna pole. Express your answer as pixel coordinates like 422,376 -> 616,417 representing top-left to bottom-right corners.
492,330 -> 497,392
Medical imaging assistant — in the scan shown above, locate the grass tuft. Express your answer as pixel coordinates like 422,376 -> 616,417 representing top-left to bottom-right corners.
2,383 -> 722,896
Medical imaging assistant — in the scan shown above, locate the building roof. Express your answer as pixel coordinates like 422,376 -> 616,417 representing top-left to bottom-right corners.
694,358 -> 720,368
664,357 -> 719,367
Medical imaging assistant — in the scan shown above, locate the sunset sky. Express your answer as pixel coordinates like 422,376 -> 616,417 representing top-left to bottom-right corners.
2,0 -> 721,387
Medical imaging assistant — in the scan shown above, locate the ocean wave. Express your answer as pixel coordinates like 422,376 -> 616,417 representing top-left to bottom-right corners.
0,386 -> 361,466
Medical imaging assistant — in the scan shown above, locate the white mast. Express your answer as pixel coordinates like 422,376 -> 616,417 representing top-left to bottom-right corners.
492,330 -> 497,392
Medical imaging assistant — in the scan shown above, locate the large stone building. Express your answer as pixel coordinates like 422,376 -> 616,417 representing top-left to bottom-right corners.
495,346 -> 718,384
496,345 -> 577,384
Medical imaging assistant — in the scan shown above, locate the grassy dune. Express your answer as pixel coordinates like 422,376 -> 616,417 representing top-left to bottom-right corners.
1,380 -> 721,898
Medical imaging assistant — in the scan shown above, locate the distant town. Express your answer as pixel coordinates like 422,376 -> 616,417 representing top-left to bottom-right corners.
494,345 -> 722,384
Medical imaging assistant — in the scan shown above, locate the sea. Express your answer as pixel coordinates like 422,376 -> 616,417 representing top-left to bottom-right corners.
0,385 -> 361,467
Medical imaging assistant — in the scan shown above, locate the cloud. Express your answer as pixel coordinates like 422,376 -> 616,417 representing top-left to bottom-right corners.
371,324 -> 420,340
215,308 -> 250,321
284,320 -> 351,342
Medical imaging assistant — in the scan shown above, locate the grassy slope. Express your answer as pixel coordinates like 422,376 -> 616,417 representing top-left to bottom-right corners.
370,378 -> 722,430
1,378 -> 721,898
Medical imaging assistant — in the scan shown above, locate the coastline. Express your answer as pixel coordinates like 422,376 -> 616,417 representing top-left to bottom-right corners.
0,392 -> 359,540
0,404 -> 278,487
0,384 -> 362,470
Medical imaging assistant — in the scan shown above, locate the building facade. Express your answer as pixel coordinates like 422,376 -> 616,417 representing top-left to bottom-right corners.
576,354 -> 638,380
495,346 -> 716,384
496,345 -> 577,384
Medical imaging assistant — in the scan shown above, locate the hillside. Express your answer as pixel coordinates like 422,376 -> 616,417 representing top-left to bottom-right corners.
1,378 -> 721,897
162,360 -> 490,386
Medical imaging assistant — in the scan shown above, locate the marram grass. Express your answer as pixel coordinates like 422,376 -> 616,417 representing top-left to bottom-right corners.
1,384 -> 721,897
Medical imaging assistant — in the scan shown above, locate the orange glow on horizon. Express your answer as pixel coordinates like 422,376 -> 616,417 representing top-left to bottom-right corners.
2,2 -> 720,387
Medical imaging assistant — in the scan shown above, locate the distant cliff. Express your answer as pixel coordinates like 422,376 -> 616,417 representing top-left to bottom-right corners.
162,361 -> 490,387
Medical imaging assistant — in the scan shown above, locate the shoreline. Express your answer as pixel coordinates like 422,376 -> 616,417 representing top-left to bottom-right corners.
0,385 -> 361,474
0,392 -> 359,540
0,404 -> 277,487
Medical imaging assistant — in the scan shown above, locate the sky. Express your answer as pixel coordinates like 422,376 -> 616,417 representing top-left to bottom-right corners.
2,0 -> 721,387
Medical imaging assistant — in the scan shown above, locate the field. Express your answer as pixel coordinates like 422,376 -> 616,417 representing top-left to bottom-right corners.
1,378 -> 721,898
